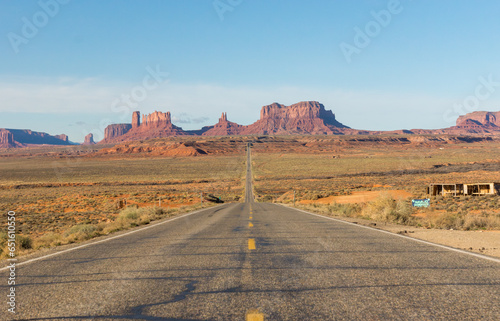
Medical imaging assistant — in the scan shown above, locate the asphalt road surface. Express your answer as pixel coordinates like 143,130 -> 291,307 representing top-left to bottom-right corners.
1,144 -> 499,320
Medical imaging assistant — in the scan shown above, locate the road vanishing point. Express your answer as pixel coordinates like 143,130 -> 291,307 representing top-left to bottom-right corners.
1,143 -> 499,320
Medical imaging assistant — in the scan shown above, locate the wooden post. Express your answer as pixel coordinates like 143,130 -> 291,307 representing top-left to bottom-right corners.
201,192 -> 203,205
159,197 -> 161,207
293,190 -> 295,207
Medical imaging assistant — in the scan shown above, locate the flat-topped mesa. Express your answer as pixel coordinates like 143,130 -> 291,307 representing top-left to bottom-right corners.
456,111 -> 500,128
0,128 -> 72,148
244,101 -> 349,135
260,101 -> 346,125
104,124 -> 132,141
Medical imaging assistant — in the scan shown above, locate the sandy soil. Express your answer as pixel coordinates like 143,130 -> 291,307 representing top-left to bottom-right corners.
300,190 -> 413,205
333,215 -> 500,259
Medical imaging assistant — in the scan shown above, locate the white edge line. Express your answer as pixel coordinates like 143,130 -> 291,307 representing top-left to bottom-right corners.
278,204 -> 500,265
0,204 -> 228,272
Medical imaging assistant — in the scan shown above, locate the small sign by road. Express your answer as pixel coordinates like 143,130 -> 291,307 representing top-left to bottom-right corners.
412,199 -> 430,207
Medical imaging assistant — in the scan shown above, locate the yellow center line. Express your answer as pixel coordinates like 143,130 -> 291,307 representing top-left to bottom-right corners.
249,222 -> 253,228
246,309 -> 264,321
249,216 -> 253,220
248,238 -> 256,250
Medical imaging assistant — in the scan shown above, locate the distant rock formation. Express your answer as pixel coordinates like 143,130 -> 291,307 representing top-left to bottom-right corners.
100,101 -> 352,142
132,111 -> 141,128
0,128 -> 72,148
201,112 -> 244,136
242,101 -> 349,135
456,111 -> 500,128
0,129 -> 18,148
102,111 -> 186,143
104,124 -> 132,141
55,134 -> 69,143
83,133 -> 96,145
7,101 -> 499,149
98,101 -> 358,143
430,111 -> 500,135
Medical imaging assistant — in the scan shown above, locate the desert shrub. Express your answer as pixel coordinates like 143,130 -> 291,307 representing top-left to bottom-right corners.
64,224 -> 98,243
463,214 -> 489,230
362,194 -> 413,224
433,212 -> 464,230
17,235 -> 33,249
118,206 -> 140,221
115,206 -> 166,228
35,232 -> 62,248
328,202 -> 361,217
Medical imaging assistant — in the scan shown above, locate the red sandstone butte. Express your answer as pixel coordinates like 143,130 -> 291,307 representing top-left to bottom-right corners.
83,133 -> 96,145
241,101 -> 349,135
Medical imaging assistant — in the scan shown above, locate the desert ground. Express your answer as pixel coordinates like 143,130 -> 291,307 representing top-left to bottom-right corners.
1,135 -> 499,258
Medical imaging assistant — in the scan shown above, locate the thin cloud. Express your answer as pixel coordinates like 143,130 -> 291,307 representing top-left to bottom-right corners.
1,76 -> 495,131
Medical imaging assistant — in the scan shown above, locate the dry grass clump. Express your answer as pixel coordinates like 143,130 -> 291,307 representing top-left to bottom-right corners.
361,194 -> 413,224
328,202 -> 361,218
0,232 -> 34,258
429,211 -> 500,230
300,195 -> 413,225
64,224 -> 99,243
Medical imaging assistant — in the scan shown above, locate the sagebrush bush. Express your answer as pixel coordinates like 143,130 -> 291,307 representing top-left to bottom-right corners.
361,194 -> 413,224
17,235 -> 33,249
328,202 -> 361,217
64,224 -> 98,242
118,206 -> 140,220
34,232 -> 62,248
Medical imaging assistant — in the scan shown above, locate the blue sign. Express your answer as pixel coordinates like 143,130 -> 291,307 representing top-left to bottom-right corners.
412,199 -> 430,207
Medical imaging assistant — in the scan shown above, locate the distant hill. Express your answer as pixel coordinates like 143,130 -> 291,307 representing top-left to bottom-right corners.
0,128 -> 73,148
2,102 -> 500,148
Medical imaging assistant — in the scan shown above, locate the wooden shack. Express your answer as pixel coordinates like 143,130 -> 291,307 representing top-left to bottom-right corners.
428,183 -> 500,196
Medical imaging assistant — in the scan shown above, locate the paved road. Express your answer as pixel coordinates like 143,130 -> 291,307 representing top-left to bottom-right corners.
1,145 -> 500,320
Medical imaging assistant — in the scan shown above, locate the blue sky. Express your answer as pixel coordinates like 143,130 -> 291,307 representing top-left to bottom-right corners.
1,0 -> 500,142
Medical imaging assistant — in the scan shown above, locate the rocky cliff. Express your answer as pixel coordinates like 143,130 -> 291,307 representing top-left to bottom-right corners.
0,128 -> 72,148
104,124 -> 133,141
242,101 -> 349,135
0,129 -> 18,148
455,111 -> 500,128
83,133 -> 96,145
102,111 -> 186,143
